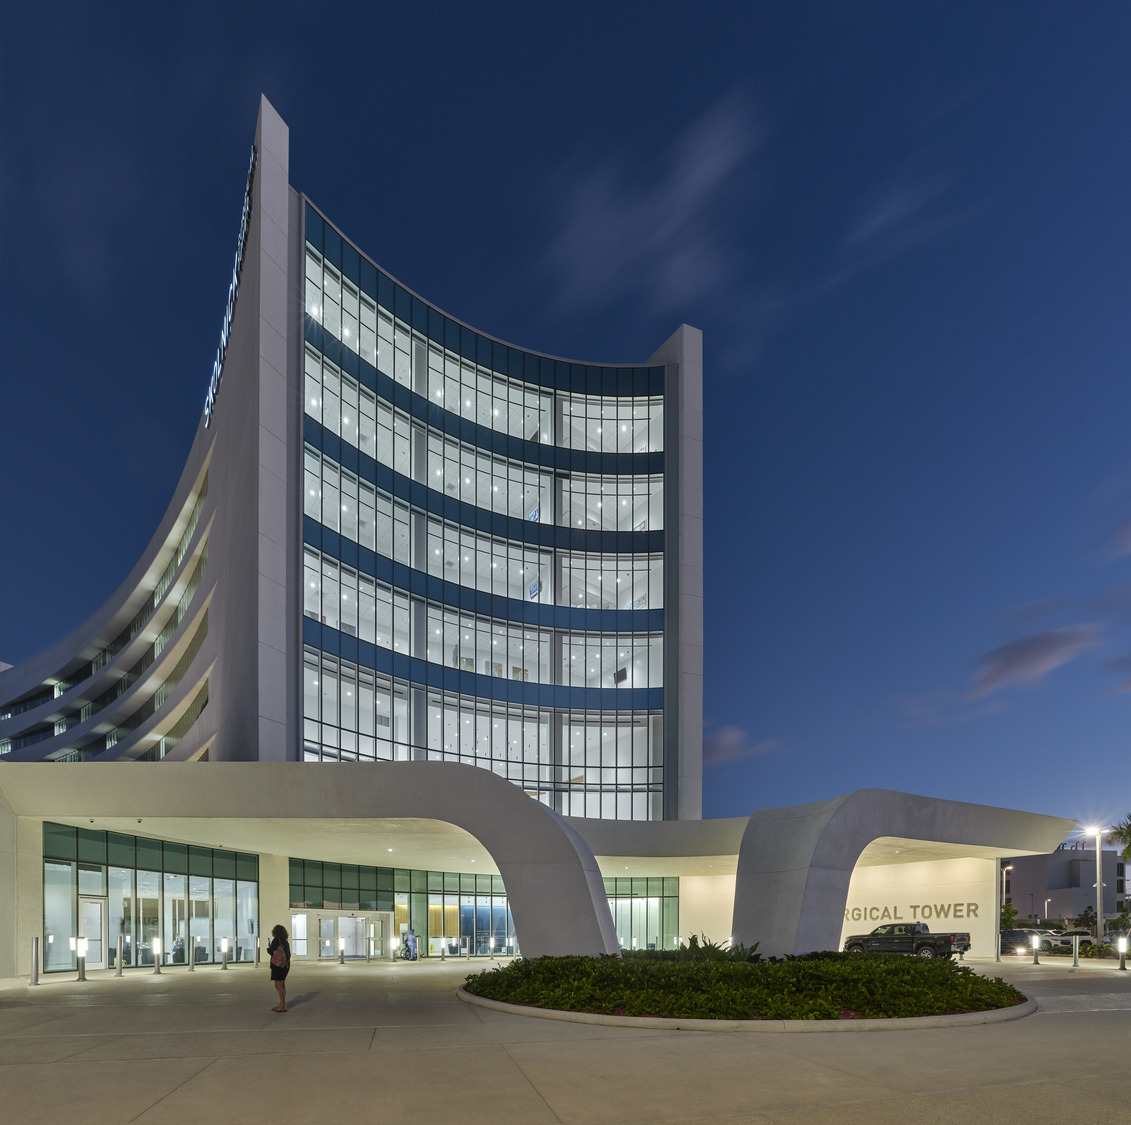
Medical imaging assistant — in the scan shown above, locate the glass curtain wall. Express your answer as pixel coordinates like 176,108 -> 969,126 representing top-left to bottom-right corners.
301,205 -> 669,822
41,823 -> 258,971
303,645 -> 663,819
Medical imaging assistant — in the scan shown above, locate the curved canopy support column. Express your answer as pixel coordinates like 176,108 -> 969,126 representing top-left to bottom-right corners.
0,761 -> 620,958
731,789 -> 1075,957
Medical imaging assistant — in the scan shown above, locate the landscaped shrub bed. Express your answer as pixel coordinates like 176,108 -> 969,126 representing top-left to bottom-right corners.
1046,942 -> 1116,958
463,952 -> 1025,1020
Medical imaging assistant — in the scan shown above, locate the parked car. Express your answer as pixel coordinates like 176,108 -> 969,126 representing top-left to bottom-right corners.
1000,929 -> 1035,955
1030,928 -> 1071,951
1060,928 -> 1095,948
843,922 -> 970,958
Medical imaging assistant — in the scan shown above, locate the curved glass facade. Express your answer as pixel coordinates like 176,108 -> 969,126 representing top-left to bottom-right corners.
300,203 -> 671,819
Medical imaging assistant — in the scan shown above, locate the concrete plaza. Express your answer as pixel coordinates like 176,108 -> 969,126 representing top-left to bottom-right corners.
1,955 -> 1129,1124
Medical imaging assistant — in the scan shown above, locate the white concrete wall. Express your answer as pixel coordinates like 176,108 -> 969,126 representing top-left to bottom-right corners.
258,852 -> 290,949
16,819 -> 43,978
0,814 -> 45,980
253,96 -> 293,763
840,857 -> 997,957
679,873 -> 735,947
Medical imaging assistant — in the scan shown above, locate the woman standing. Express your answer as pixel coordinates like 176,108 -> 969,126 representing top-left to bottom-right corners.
267,924 -> 291,1012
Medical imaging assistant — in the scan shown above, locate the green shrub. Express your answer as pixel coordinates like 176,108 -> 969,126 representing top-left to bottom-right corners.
463,952 -> 1024,1020
1083,941 -> 1116,959
620,933 -> 770,964
1046,941 -> 1116,958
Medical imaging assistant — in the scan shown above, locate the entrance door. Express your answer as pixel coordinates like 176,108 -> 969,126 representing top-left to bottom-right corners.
316,915 -> 368,958
371,912 -> 395,959
78,897 -> 108,969
338,916 -> 366,959
318,915 -> 336,958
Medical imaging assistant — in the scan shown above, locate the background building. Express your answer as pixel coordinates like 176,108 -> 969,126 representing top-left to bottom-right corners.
1005,844 -> 1126,927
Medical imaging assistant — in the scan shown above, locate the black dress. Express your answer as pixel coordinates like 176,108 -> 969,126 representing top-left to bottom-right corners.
268,937 -> 290,981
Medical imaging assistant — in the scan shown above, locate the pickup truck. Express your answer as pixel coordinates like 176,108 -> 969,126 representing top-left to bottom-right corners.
843,922 -> 971,959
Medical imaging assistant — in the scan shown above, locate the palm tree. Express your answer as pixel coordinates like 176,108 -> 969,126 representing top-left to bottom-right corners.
1108,815 -> 1131,861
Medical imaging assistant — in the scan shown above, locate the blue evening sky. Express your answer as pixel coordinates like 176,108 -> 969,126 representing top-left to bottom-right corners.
3,2 -> 1129,829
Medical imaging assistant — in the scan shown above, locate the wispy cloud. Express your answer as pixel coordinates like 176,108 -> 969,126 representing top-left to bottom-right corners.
1108,658 -> 1131,693
980,598 -> 1074,632
894,690 -> 1004,727
817,168 -> 962,294
1110,519 -> 1131,559
843,173 -> 955,252
969,625 -> 1101,699
703,726 -> 784,766
541,90 -> 763,318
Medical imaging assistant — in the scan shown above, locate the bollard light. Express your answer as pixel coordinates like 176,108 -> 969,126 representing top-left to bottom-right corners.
152,937 -> 162,974
1031,933 -> 1040,965
78,938 -> 88,957
338,936 -> 345,964
221,936 -> 229,970
76,937 -> 88,982
1119,936 -> 1127,972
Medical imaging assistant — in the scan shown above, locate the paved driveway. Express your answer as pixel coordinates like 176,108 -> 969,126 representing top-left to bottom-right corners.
2,956 -> 1129,1124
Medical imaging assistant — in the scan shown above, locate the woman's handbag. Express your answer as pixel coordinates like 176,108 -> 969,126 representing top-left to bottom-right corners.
270,945 -> 286,968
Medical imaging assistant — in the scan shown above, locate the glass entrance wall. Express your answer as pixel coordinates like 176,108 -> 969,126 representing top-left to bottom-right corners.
289,855 -> 678,955
290,913 -> 308,956
603,877 -> 680,951
318,916 -> 335,957
290,856 -> 513,957
107,866 -> 134,968
43,861 -> 76,971
162,874 -> 186,965
41,823 -> 259,972
79,898 -> 106,965
188,876 -> 211,964
137,870 -> 160,966
213,878 -> 235,962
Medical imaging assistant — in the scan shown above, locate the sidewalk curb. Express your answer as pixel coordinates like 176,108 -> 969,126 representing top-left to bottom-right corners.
457,986 -> 1037,1032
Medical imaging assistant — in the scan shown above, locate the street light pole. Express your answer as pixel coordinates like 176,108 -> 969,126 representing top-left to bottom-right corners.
1044,897 -> 1051,922
996,863 -> 1012,963
1091,827 -> 1104,946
